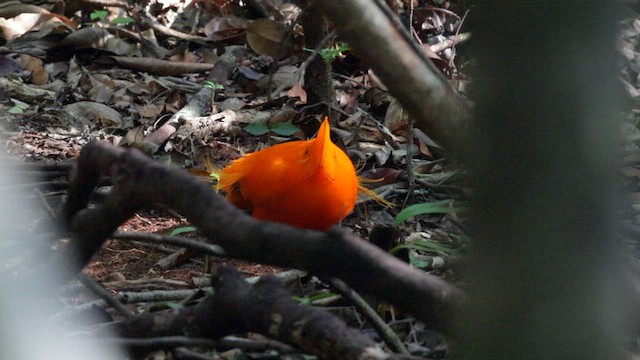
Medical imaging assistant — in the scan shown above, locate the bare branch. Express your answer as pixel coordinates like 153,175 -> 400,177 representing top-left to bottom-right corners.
61,142 -> 464,333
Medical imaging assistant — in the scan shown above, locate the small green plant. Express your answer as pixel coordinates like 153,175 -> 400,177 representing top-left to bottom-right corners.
203,81 -> 225,90
292,292 -> 339,306
305,42 -> 350,63
320,42 -> 349,62
111,16 -> 134,25
392,199 -> 467,227
390,236 -> 460,269
391,199 -> 467,267
209,171 -> 220,182
170,226 -> 198,236
243,122 -> 299,136
90,10 -> 109,21
164,302 -> 184,310
8,99 -> 29,114
86,9 -> 133,28
408,251 -> 430,269
389,238 -> 457,257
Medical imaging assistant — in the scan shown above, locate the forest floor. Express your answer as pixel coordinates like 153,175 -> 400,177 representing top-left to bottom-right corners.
0,0 -> 468,356
0,2 -> 468,297
3,1 -> 640,359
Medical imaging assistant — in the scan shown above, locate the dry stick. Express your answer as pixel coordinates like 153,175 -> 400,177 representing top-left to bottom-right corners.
64,271 -> 307,318
61,142 -> 463,333
142,86 -> 215,153
142,47 -> 244,153
430,33 -> 471,54
172,348 -> 214,360
326,277 -> 410,355
371,0 -> 438,79
74,289 -> 205,312
446,10 -> 469,69
113,225 -> 225,274
216,336 -> 296,353
403,116 -> 416,208
76,272 -> 136,319
81,336 -> 218,350
173,347 -> 218,360
104,278 -> 190,291
112,231 -> 226,257
141,16 -> 211,43
73,270 -> 307,312
154,249 -> 192,271
171,336 -> 297,359
58,278 -> 191,299
131,9 -> 166,59
316,0 -> 471,152
68,336 -> 297,355
130,240 -> 178,254
114,266 -> 389,360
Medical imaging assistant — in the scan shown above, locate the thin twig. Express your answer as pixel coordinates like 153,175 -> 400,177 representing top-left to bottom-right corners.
77,272 -> 136,319
326,277 -> 410,355
111,231 -> 226,257
404,116 -> 416,207
68,335 -> 296,354
34,187 -> 60,222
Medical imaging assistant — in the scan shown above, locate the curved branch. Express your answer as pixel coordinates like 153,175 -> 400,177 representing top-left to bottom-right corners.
118,266 -> 391,360
62,142 -> 464,333
316,0 -> 471,152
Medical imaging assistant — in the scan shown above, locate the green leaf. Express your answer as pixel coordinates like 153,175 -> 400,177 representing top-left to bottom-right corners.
390,239 -> 456,256
243,122 -> 269,136
449,233 -> 470,245
270,122 -> 299,136
11,99 -> 29,109
408,251 -> 430,268
164,302 -> 184,309
8,106 -> 23,114
111,16 -> 135,25
9,99 -> 29,114
243,122 -> 298,136
393,199 -> 466,227
306,42 -> 350,63
209,171 -> 220,181
203,81 -> 224,90
291,295 -> 311,305
292,292 -> 338,306
90,10 -> 109,21
170,226 -> 198,236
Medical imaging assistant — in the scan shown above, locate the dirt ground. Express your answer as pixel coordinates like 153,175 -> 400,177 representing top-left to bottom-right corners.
84,209 -> 287,287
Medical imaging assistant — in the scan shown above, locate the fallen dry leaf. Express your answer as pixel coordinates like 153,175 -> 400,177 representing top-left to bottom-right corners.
63,101 -> 122,128
246,18 -> 293,59
204,16 -> 247,41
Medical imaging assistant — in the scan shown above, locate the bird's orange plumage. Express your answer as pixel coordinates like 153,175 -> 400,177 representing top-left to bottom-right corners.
217,117 -> 358,231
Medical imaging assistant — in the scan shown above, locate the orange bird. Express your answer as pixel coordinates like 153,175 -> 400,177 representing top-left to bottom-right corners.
217,117 -> 359,231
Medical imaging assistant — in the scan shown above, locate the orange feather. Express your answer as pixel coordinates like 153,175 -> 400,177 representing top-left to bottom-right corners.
217,117 -> 359,231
